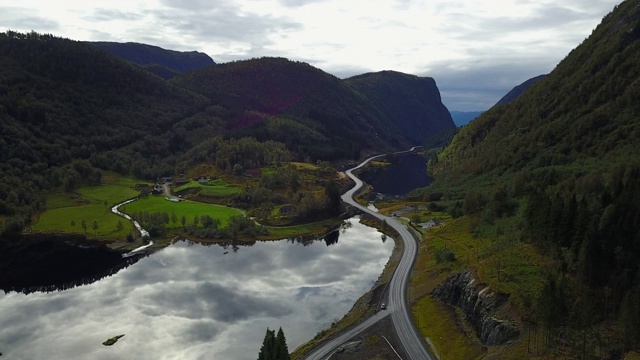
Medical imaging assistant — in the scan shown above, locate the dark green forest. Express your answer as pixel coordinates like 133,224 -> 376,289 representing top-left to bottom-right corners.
422,0 -> 640,354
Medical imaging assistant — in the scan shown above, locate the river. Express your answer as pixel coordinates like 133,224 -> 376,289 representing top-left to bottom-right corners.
0,217 -> 393,359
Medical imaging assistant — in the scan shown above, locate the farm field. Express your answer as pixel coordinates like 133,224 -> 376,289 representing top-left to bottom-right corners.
119,195 -> 243,228
32,172 -> 142,239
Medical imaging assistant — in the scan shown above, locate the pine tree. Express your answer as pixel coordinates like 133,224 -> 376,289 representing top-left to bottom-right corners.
275,327 -> 290,360
257,327 -> 290,360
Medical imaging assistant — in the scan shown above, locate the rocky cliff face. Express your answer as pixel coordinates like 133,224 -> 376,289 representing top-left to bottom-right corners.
431,270 -> 519,345
345,70 -> 456,145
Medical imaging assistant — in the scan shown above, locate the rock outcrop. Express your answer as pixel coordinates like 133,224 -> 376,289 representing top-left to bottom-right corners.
431,270 -> 519,345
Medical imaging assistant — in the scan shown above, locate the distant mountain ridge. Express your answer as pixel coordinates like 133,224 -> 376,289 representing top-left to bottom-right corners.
494,74 -> 546,106
90,41 -> 215,79
172,58 -> 455,159
450,111 -> 484,126
345,71 -> 455,144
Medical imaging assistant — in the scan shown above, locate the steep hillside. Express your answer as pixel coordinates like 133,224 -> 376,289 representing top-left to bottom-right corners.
434,0 -> 640,182
493,74 -> 547,106
0,31 -> 209,225
424,0 -> 640,355
345,71 -> 456,144
172,57 -> 411,160
91,41 -> 215,79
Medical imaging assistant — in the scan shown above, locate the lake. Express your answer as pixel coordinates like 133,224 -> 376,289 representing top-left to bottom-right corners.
0,217 -> 393,359
357,153 -> 431,195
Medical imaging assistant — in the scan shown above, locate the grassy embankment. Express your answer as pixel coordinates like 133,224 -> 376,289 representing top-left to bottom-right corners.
373,199 -> 550,359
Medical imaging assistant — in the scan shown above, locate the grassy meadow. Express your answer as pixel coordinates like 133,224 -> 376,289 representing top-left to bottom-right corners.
119,195 -> 242,228
32,172 -> 142,239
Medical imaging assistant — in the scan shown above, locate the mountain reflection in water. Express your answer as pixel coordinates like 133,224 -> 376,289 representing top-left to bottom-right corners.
0,234 -> 140,294
0,217 -> 392,359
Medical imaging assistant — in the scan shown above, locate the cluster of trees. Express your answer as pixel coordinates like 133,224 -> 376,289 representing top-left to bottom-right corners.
181,136 -> 291,173
233,179 -> 342,224
524,163 -> 640,350
257,327 -> 290,360
130,210 -> 266,240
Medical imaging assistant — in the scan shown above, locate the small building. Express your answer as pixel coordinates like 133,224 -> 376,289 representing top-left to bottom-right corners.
173,178 -> 188,186
160,176 -> 173,183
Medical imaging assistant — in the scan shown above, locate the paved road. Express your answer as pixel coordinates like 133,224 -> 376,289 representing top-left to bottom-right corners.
305,147 -> 433,360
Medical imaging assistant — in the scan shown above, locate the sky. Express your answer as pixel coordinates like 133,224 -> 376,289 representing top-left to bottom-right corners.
0,0 -> 621,111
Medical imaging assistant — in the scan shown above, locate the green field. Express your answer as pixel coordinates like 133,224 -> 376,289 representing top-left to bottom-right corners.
119,195 -> 242,228
175,179 -> 242,197
33,173 -> 142,239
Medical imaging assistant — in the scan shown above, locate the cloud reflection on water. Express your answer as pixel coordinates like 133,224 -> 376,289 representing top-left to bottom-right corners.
0,217 -> 392,359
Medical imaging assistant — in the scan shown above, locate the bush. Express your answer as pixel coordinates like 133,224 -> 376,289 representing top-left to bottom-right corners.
435,248 -> 456,263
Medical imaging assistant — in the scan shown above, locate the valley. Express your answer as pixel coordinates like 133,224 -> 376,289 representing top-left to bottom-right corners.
2,0 -> 640,358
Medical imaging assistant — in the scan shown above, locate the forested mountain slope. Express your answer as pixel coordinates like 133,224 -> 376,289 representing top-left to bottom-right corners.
345,71 -> 456,144
173,57 -> 404,160
426,0 -> 640,353
91,41 -> 215,79
434,0 -> 640,182
0,31 -> 209,228
493,74 -> 547,106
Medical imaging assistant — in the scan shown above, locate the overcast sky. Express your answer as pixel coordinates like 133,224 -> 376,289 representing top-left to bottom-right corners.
0,0 -> 620,110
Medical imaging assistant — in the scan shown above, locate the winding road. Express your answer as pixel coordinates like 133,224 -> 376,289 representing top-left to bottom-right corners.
110,199 -> 153,257
304,147 -> 433,360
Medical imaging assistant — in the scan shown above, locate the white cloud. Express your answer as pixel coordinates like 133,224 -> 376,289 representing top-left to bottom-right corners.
0,0 -> 621,109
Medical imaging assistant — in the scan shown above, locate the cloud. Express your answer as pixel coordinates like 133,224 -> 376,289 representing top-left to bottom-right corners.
84,8 -> 144,22
278,0 -> 329,7
424,59 -> 552,111
0,7 -> 60,33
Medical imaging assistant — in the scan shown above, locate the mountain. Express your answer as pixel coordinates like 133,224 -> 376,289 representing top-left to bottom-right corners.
0,31 -> 210,225
493,74 -> 546,106
172,58 -> 450,159
427,0 -> 640,353
449,111 -> 483,126
90,41 -> 215,79
449,75 -> 545,127
344,71 -> 456,144
0,33 -> 455,229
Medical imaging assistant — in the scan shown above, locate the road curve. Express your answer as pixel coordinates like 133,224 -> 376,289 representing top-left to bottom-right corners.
110,199 -> 153,257
304,147 -> 433,360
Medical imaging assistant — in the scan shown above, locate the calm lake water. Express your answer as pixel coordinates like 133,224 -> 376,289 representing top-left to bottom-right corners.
0,217 -> 393,359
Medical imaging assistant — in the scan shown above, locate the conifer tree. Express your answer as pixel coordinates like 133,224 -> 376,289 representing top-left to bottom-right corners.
257,327 -> 290,360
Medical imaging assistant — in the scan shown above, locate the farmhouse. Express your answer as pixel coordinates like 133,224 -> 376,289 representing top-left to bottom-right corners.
173,178 -> 188,186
